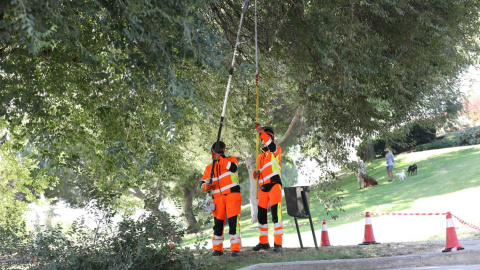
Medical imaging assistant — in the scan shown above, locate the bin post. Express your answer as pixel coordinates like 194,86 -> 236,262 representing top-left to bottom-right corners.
294,217 -> 303,248
301,187 -> 318,249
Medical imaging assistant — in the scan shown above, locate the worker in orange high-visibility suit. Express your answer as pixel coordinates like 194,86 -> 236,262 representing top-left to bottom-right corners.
252,124 -> 283,253
200,141 -> 242,257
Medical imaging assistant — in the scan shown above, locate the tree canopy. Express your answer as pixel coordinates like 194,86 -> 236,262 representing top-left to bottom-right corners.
1,0 -> 479,224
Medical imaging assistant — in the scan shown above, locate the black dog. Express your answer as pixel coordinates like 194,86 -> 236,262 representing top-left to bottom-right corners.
407,164 -> 417,176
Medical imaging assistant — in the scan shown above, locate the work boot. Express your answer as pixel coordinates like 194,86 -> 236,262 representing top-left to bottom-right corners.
252,243 -> 270,251
212,250 -> 224,256
272,244 -> 283,253
230,251 -> 240,257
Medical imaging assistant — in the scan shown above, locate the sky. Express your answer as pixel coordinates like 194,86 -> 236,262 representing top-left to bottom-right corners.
460,65 -> 480,97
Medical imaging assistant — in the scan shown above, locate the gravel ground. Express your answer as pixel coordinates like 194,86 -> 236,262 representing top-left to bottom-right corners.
229,240 -> 447,258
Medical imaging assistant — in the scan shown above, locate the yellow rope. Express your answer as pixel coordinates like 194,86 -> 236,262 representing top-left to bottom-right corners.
256,76 -> 259,199
255,0 -> 259,200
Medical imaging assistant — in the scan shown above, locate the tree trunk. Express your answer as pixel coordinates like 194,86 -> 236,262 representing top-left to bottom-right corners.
245,155 -> 258,225
363,139 -> 376,161
181,185 -> 197,227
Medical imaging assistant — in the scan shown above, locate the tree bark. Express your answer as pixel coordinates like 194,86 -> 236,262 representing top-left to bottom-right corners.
181,185 -> 198,227
277,108 -> 301,146
128,187 -> 146,200
245,155 -> 258,225
363,139 -> 376,161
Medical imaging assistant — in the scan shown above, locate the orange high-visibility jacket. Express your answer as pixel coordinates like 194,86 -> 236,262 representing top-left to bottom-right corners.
258,146 -> 282,186
201,156 -> 240,198
258,131 -> 282,187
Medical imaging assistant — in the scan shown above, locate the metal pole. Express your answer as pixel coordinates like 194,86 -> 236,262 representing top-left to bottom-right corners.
301,188 -> 318,249
294,217 -> 304,249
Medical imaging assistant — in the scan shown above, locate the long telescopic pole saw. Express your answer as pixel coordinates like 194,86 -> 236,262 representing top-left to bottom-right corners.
254,0 -> 260,199
209,1 -> 249,186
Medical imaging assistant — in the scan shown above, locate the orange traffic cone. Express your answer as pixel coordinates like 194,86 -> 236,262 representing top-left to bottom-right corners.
359,212 -> 379,245
442,212 -> 464,252
321,219 -> 331,246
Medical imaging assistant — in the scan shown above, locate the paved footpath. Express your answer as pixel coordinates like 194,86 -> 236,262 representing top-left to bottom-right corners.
238,239 -> 480,270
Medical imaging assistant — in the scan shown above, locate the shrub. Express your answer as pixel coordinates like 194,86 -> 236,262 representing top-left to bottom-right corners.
415,139 -> 458,151
407,124 -> 436,145
441,116 -> 473,133
0,221 -> 31,261
458,126 -> 480,146
1,206 -> 212,270
372,137 -> 387,157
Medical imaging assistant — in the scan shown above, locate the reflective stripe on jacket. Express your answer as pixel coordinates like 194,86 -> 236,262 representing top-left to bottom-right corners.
201,156 -> 240,198
258,146 -> 282,186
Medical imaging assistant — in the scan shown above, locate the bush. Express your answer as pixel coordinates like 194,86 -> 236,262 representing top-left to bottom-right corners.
372,137 -> 387,157
1,206 -> 212,270
458,126 -> 480,146
415,139 -> 458,151
0,221 -> 31,260
408,124 -> 436,145
440,116 -> 473,133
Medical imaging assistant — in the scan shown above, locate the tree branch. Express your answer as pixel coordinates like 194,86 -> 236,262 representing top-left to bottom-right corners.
128,187 -> 145,200
278,107 -> 301,146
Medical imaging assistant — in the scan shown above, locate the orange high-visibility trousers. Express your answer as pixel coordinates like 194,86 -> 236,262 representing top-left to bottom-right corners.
257,184 -> 283,246
212,192 -> 241,252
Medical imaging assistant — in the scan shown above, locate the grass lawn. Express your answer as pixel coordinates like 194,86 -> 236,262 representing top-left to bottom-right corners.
325,145 -> 480,217
183,145 -> 480,268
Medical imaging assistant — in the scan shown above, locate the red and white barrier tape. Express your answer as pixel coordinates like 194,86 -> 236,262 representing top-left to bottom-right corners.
370,212 -> 446,216
0,253 -> 17,260
370,212 -> 480,231
451,214 -> 480,231
185,211 -> 480,237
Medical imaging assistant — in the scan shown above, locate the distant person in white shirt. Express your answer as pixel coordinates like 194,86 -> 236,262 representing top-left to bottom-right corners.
385,148 -> 395,183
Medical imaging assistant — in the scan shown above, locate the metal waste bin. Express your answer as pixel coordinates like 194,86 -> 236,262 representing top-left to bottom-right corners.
284,186 -> 310,218
283,186 -> 318,249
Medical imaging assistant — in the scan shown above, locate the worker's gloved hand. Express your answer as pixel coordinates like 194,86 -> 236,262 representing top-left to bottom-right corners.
253,170 -> 260,179
254,123 -> 263,134
201,183 -> 212,192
